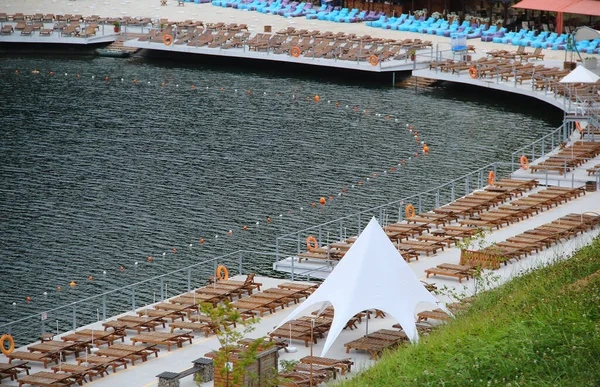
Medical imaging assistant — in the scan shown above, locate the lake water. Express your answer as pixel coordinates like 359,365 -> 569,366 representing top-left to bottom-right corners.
0,55 -> 562,340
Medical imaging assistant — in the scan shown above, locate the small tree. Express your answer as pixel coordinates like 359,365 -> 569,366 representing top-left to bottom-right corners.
198,301 -> 275,387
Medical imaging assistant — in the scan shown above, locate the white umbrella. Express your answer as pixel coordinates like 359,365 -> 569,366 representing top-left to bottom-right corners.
560,65 -> 600,84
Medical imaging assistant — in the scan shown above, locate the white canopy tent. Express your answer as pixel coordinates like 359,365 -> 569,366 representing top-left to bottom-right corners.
575,26 -> 600,42
274,217 -> 449,357
560,65 -> 600,83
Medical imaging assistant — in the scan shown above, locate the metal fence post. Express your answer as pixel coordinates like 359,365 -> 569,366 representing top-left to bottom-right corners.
465,176 -> 470,195
72,306 -> 76,331
238,253 -> 243,276
318,226 -> 322,247
451,182 -> 455,202
418,196 -> 422,214
160,278 -> 164,301
131,288 -> 136,312
187,269 -> 191,292
297,233 -> 301,255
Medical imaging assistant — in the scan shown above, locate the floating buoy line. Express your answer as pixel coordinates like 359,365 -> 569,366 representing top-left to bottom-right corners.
5,67 -> 434,304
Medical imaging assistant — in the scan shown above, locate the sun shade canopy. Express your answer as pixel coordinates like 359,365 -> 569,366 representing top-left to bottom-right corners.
273,217 -> 448,357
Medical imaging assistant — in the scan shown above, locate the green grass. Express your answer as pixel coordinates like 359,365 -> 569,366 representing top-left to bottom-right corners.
339,237 -> 600,387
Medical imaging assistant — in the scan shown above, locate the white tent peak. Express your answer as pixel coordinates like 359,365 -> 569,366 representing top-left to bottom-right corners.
560,65 -> 600,84
274,217 -> 449,357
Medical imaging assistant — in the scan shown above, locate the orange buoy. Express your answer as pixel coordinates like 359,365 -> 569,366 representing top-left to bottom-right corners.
191,85 -> 195,89
105,77 -> 109,81
57,286 -> 62,291
161,82 -> 165,87
390,167 -> 395,171
354,106 -> 358,111
335,102 -> 339,107
15,70 -> 18,74
243,225 -> 247,231
133,79 -> 137,84
314,95 -> 320,102
247,90 -> 251,95
49,71 -> 54,76
267,217 -> 271,223
26,297 -> 31,302
328,195 -> 333,200
228,230 -> 232,236
402,160 -> 405,164
120,266 -> 125,271
200,238 -> 205,244
172,248 -> 177,253
373,173 -> 377,177
423,144 -> 429,153
88,276 -> 93,281
358,181 -> 363,185
69,281 -> 76,287
220,87 -> 224,91
147,256 -> 153,262
365,110 -> 369,115
342,188 -> 347,192
385,115 -> 390,120
319,197 -> 326,205
312,202 -> 316,207
306,236 -> 318,251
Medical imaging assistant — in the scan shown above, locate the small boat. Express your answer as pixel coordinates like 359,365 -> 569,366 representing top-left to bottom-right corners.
95,48 -> 131,58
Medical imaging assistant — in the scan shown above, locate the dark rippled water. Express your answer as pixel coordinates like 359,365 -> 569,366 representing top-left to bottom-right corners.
0,55 -> 561,336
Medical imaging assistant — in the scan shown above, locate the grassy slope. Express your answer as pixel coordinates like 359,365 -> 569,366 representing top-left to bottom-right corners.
339,238 -> 600,387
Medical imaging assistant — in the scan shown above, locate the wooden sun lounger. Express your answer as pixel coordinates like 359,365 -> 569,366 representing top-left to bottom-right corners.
424,267 -> 470,283
7,352 -> 58,369
299,356 -> 353,375
94,348 -> 146,366
169,321 -> 214,336
0,361 -> 30,381
17,371 -> 82,387
130,331 -> 193,351
417,309 -> 451,322
343,335 -> 400,359
50,364 -> 108,382
75,355 -> 128,372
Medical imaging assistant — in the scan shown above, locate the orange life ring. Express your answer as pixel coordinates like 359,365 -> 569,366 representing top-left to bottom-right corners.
216,265 -> 229,281
163,34 -> 173,46
487,171 -> 495,186
469,67 -> 477,79
306,236 -> 318,252
405,204 -> 416,219
0,334 -> 14,356
369,55 -> 379,66
520,155 -> 529,170
575,121 -> 583,133
291,46 -> 301,58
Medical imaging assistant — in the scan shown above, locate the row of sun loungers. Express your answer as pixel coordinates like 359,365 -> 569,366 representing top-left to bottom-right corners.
298,179 -> 541,263
432,213 -> 600,275
529,141 -> 600,175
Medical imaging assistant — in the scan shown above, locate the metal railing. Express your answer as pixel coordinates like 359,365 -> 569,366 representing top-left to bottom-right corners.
0,250 -> 275,346
274,161 -> 517,273
511,123 -> 571,171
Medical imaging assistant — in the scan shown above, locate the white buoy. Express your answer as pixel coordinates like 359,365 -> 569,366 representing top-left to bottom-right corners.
189,243 -> 193,247
103,271 -> 107,274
